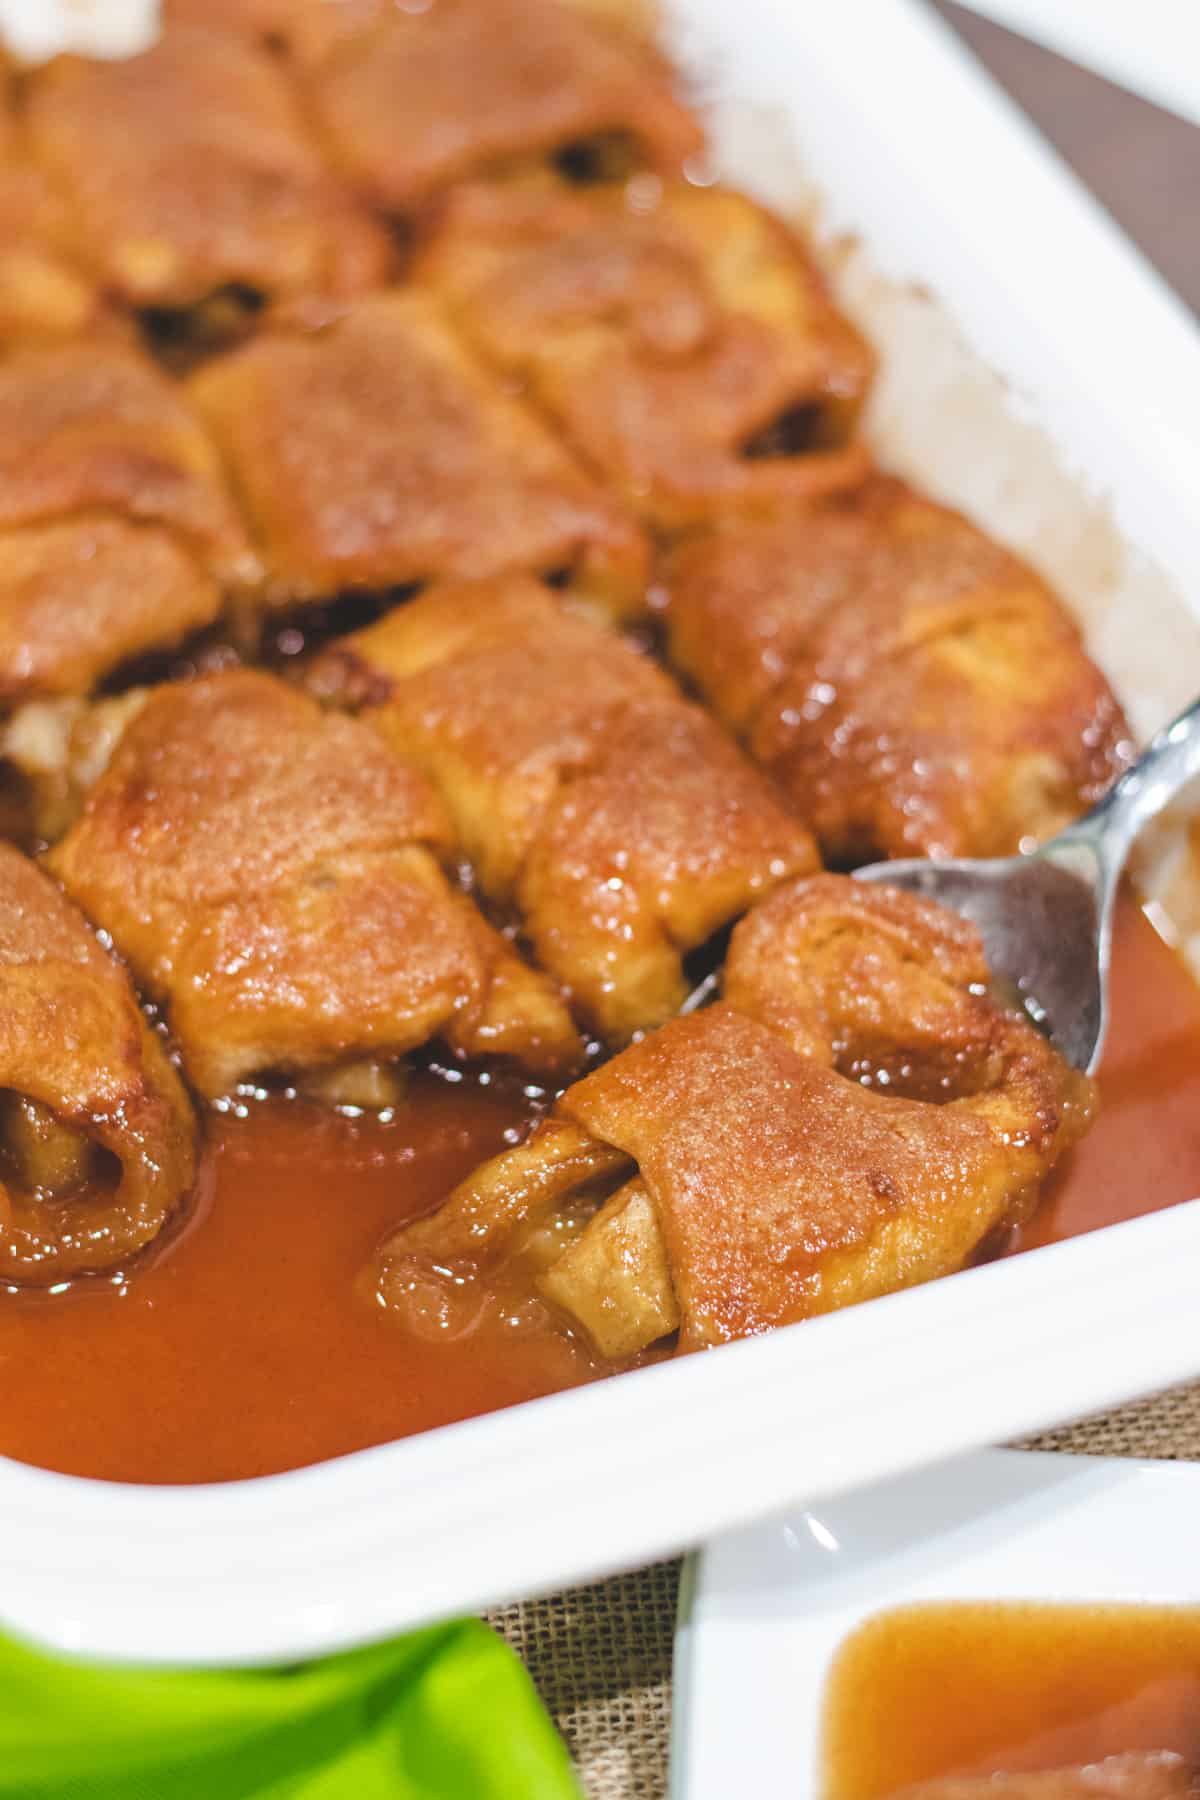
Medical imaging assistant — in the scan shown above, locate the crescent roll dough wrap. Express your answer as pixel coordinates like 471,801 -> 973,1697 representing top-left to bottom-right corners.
0,338 -> 256,713
187,291 -> 649,620
0,66 -> 111,349
162,0 -> 301,43
664,477 -> 1132,861
300,0 -> 703,209
25,26 -> 390,326
418,179 -> 874,529
0,340 -> 250,581
0,843 -> 196,1282
47,670 -> 581,1099
166,0 -> 663,59
311,575 -> 817,1041
376,875 -> 1094,1357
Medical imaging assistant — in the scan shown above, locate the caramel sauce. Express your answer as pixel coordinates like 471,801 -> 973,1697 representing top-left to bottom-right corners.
0,890 -> 1195,1487
821,1602 -> 1200,1796
0,1075 -> 602,1484
1020,890 -> 1200,1251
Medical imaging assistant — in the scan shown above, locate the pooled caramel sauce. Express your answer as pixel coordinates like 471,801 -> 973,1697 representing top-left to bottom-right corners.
0,1073 -> 602,1484
1019,890 -> 1200,1251
822,1602 -> 1200,1797
0,891 -> 1195,1486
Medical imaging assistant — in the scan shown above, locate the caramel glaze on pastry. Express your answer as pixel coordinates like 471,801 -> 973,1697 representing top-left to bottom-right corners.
0,842 -> 196,1282
299,0 -> 703,210
47,670 -> 581,1102
164,0 -> 664,65
0,339 -> 256,832
375,875 -> 1094,1356
0,62 -> 114,349
418,177 -> 875,529
664,477 -> 1133,860
160,0 -> 326,53
0,338 -> 253,591
188,290 -> 649,619
0,519 -> 222,710
310,574 -> 816,1042
24,25 -> 391,322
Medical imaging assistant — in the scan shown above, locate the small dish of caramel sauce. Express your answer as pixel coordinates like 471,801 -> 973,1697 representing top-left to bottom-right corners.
674,1452 -> 1200,1800
823,1602 -> 1200,1796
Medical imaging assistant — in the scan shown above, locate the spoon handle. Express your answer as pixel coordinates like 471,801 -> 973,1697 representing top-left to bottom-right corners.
1059,693 -> 1200,872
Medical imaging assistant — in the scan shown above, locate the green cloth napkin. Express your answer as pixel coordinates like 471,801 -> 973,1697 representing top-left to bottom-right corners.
0,1617 -> 582,1798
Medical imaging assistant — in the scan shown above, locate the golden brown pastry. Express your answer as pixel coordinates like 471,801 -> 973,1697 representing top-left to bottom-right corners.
160,0 -> 315,49
165,0 -> 661,62
0,842 -> 196,1282
563,0 -> 662,40
47,670 -> 581,1099
418,179 -> 874,528
0,521 -> 219,707
312,575 -> 816,1040
0,169 -> 107,351
301,0 -> 702,209
894,1756 -> 1198,1799
376,875 -> 1094,1356
0,339 -> 253,583
188,291 -> 649,618
0,339 -> 253,718
24,25 -> 391,324
665,477 -> 1132,860
161,0 -> 399,65
0,68 -> 110,349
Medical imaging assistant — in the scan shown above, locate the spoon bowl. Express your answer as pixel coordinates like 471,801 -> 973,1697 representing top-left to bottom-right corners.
854,697 -> 1200,1072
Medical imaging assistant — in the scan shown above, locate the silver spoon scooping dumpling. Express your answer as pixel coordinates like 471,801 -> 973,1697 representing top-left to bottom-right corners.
854,696 -> 1200,1072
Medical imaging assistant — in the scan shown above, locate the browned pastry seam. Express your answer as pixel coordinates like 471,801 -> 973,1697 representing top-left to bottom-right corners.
23,24 -> 393,316
0,54 -> 118,350
309,573 -> 817,1041
294,0 -> 704,210
0,511 -> 221,707
162,0 -> 671,66
186,290 -> 650,621
663,476 -> 1133,860
46,669 -> 582,1099
0,337 -> 259,826
0,337 -> 256,588
415,176 -> 875,530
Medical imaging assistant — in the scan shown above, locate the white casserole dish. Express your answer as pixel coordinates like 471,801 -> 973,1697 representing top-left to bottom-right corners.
1,0 -> 1199,1666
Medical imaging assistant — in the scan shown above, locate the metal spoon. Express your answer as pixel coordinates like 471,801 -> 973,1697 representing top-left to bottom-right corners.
853,696 -> 1200,1072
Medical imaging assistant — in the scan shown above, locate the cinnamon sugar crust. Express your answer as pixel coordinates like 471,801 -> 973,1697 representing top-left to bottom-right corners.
48,670 -> 581,1097
314,575 -> 815,1040
666,478 -> 1132,860
419,178 -> 874,529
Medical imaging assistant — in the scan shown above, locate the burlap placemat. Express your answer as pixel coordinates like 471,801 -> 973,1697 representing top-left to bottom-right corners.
488,1378 -> 1200,1799
490,1562 -> 679,1800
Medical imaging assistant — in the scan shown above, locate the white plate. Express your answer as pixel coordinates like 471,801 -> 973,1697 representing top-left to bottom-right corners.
0,0 -> 1198,1666
671,1448 -> 1200,1798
